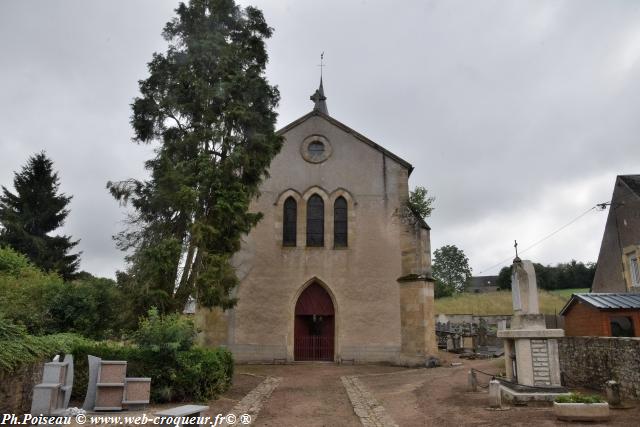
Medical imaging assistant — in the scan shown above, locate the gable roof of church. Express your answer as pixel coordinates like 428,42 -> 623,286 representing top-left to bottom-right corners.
277,109 -> 415,175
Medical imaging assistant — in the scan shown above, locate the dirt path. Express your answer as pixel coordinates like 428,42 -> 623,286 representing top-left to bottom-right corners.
360,354 -> 640,427
68,356 -> 640,426
238,364 -> 401,426
234,354 -> 640,427
202,372 -> 266,417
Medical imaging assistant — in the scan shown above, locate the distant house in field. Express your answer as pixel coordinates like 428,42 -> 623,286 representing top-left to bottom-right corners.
592,175 -> 640,293
560,293 -> 640,337
467,276 -> 498,293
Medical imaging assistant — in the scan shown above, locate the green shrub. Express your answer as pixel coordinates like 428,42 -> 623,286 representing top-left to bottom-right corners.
0,247 -> 131,338
174,347 -> 234,401
48,277 -> 129,339
132,308 -> 196,354
70,342 -> 143,401
555,392 -> 605,404
0,314 -> 27,341
0,258 -> 65,334
0,247 -> 32,276
0,316 -> 91,372
1,291 -> 233,404
71,342 -> 233,403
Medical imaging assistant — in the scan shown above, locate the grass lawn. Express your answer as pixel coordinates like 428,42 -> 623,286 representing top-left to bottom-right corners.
435,288 -> 589,315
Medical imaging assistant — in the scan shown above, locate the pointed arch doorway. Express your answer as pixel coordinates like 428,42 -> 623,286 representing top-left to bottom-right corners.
294,282 -> 335,361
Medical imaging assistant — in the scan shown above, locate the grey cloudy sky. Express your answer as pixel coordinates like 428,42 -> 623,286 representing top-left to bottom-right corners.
1,0 -> 638,278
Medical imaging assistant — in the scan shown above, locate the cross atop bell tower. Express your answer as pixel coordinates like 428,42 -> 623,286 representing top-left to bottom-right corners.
310,53 -> 328,115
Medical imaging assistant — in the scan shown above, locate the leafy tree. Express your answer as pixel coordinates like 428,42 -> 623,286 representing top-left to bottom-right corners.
133,307 -> 196,354
432,245 -> 472,297
0,245 -> 31,276
496,265 -> 512,290
434,279 -> 455,298
0,152 -> 80,279
496,260 -> 596,290
0,247 -> 128,338
48,276 -> 128,339
108,0 -> 281,314
0,246 -> 65,334
407,186 -> 435,219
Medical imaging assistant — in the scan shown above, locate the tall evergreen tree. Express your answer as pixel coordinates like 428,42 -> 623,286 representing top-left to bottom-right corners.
0,152 -> 80,279
108,0 -> 281,314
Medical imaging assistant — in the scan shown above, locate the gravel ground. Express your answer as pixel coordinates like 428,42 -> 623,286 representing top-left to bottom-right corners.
236,353 -> 640,427
67,353 -> 640,427
239,363 -> 402,426
358,353 -> 640,427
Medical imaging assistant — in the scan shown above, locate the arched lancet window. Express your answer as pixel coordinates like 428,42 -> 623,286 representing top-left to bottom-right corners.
283,197 -> 297,246
334,197 -> 348,247
306,194 -> 324,247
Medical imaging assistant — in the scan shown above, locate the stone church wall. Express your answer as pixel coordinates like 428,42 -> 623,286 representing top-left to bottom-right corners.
197,114 -> 420,363
399,280 -> 437,358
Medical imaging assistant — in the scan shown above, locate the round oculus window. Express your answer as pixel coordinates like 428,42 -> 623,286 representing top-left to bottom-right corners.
301,135 -> 332,163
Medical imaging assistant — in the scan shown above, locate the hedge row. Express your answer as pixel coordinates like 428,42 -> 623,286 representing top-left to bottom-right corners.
1,318 -> 233,403
0,316 -> 91,372
71,342 -> 234,403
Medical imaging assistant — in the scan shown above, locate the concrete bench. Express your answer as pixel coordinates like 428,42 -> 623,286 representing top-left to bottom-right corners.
155,405 -> 209,427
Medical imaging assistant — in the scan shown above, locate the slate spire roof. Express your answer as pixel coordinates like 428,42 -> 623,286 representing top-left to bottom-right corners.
619,174 -> 640,197
310,78 -> 328,115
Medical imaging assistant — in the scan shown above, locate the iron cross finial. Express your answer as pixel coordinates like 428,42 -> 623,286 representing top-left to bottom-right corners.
318,52 -> 325,79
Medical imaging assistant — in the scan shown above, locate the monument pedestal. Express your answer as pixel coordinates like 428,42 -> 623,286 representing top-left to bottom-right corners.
494,259 -> 568,405
498,314 -> 564,387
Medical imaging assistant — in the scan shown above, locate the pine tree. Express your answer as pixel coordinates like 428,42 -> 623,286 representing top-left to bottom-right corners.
108,0 -> 281,313
0,152 -> 80,279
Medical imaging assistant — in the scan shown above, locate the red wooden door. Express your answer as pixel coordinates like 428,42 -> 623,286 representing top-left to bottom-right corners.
294,283 -> 335,361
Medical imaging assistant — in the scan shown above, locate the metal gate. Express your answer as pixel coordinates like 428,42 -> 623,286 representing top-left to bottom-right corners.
294,282 -> 335,361
294,332 -> 334,361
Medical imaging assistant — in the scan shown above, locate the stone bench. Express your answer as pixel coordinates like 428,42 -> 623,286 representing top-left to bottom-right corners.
155,405 -> 209,427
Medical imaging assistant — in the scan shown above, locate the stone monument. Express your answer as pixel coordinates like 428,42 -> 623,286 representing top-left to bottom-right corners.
497,257 -> 564,387
83,356 -> 151,411
30,354 -> 73,415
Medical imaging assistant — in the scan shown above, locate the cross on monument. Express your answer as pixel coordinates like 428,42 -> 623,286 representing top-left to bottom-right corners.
513,239 -> 521,262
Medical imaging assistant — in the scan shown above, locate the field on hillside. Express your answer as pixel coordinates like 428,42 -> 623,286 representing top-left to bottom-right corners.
549,288 -> 590,299
435,288 -> 589,315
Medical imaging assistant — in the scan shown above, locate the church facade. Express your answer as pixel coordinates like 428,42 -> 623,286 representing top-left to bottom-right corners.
195,82 -> 437,364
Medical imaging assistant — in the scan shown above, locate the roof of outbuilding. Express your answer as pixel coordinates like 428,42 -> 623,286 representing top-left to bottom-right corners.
560,293 -> 640,315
